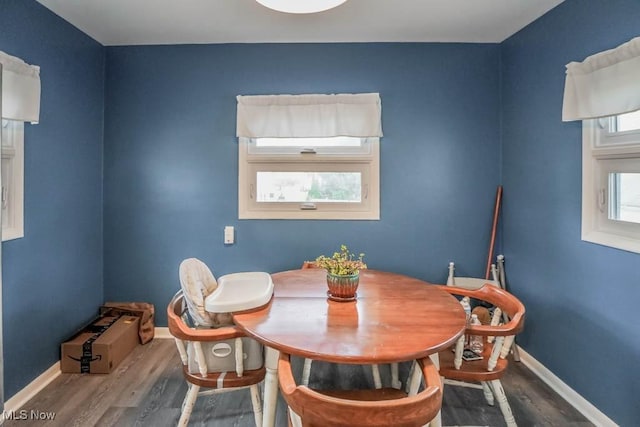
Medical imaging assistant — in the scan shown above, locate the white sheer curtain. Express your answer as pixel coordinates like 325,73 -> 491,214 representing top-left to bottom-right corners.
236,93 -> 383,138
562,36 -> 640,121
0,51 -> 41,123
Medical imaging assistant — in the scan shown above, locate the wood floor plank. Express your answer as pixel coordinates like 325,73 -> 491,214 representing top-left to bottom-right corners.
5,339 -> 595,427
110,338 -> 180,408
94,406 -> 131,427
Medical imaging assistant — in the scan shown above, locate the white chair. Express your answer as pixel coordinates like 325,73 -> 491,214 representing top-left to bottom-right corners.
447,260 -> 502,341
168,258 -> 268,426
436,277 -> 526,427
449,258 -> 522,360
167,291 -> 264,426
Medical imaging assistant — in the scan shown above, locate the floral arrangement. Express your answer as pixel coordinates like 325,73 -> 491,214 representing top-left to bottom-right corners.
315,244 -> 366,276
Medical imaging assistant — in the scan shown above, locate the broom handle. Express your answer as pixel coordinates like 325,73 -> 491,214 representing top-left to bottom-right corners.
485,185 -> 503,279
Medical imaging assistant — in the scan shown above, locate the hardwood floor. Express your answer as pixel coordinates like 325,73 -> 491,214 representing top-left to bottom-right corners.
7,339 -> 594,426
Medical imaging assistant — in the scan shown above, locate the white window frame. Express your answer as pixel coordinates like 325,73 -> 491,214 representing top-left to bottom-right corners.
238,137 -> 380,220
1,119 -> 24,241
582,116 -> 640,253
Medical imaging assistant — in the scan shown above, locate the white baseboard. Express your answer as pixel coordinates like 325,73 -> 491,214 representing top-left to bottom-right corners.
3,361 -> 61,414
154,326 -> 172,339
516,346 -> 617,427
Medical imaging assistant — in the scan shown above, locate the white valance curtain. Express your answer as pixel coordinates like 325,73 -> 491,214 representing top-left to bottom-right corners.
236,93 -> 383,138
562,36 -> 640,121
0,51 -> 41,123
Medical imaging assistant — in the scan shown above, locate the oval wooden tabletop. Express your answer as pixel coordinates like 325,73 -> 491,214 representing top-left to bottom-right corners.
232,269 -> 466,364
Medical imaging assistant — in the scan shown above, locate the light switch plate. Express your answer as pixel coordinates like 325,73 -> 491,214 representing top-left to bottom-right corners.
224,226 -> 234,244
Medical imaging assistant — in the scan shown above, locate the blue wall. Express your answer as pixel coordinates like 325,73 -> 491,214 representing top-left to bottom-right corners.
501,0 -> 640,425
103,43 -> 501,324
5,1 -> 635,424
0,1 -> 104,398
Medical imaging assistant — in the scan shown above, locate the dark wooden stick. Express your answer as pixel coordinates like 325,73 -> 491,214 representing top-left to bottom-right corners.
485,185 -> 503,279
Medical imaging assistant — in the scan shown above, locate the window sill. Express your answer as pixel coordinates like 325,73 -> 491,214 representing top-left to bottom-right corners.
582,229 -> 640,254
2,227 -> 24,242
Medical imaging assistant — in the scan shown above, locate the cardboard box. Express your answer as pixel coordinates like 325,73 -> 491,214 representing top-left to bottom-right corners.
99,302 -> 155,344
61,315 -> 140,374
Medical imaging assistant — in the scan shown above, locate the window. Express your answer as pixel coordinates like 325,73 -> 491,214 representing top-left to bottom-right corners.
1,51 -> 41,241
562,36 -> 640,252
582,110 -> 640,253
236,93 -> 382,220
1,119 -> 24,241
239,136 -> 379,219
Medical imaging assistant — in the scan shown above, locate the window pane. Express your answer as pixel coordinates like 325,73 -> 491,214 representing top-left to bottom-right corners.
257,172 -> 361,203
609,172 -> 640,223
255,137 -> 362,147
1,158 -> 10,229
616,110 -> 640,132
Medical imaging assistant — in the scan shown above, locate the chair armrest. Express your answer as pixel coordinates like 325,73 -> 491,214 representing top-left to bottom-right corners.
167,291 -> 249,342
170,321 -> 247,342
435,284 -> 525,336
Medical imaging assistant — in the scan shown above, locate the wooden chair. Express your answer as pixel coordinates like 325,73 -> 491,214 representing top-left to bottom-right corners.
278,352 -> 443,427
448,259 -> 521,358
167,291 -> 265,426
301,260 -> 319,269
436,283 -> 525,427
299,261 -> 391,389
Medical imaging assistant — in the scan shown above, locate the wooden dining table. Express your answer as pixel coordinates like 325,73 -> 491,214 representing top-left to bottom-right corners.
230,268 -> 466,427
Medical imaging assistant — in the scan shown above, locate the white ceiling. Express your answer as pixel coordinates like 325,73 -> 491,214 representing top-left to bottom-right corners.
36,0 -> 565,46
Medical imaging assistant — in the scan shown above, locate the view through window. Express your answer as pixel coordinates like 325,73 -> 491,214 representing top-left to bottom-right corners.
239,136 -> 379,219
608,111 -> 640,225
609,172 -> 640,223
256,171 -> 361,203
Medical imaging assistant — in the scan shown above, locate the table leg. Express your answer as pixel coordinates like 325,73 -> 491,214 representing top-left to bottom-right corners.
406,361 -> 421,396
262,347 -> 280,427
391,362 -> 402,389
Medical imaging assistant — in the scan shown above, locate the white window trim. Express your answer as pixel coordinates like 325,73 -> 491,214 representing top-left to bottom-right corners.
236,93 -> 382,220
582,118 -> 640,253
1,120 -> 24,241
238,137 -> 380,220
